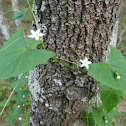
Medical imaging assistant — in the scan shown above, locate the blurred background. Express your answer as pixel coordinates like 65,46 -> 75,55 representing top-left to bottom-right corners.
0,0 -> 126,125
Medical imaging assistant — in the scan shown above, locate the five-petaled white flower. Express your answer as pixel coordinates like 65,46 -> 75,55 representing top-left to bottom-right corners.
28,29 -> 44,41
80,58 -> 92,69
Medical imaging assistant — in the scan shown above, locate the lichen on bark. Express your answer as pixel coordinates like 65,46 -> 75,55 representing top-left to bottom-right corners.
29,0 -> 121,126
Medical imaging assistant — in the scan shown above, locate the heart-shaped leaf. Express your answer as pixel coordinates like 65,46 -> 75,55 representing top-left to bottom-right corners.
16,90 -> 30,104
88,46 -> 126,92
92,106 -> 116,126
0,28 -> 55,80
100,85 -> 124,112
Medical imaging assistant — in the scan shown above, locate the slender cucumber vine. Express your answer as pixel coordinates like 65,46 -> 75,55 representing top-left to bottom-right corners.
27,0 -> 45,50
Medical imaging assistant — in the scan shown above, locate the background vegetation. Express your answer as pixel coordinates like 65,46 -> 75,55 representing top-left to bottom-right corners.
0,0 -> 126,125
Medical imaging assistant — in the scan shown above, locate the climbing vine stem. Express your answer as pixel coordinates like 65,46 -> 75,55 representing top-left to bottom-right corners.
52,57 -> 86,72
27,0 -> 45,49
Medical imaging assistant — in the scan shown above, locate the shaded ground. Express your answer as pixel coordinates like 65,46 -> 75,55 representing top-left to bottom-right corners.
116,100 -> 126,126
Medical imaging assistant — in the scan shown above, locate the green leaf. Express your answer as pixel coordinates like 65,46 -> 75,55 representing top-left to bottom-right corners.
92,106 -> 116,126
25,99 -> 31,106
88,46 -> 126,92
24,112 -> 31,119
12,106 -> 23,116
81,111 -> 95,126
20,121 -> 29,126
11,75 -> 28,93
5,113 -> 17,124
27,37 -> 42,49
0,28 -> 55,80
16,90 -> 30,104
100,85 -> 124,112
0,99 -> 11,107
12,8 -> 29,20
1,27 -> 25,51
108,46 -> 125,62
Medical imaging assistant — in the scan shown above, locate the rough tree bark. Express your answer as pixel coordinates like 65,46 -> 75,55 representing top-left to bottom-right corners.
29,0 -> 121,126
11,0 -> 22,30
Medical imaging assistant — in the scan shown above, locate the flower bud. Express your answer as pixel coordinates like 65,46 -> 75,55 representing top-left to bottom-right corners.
121,96 -> 125,99
114,71 -> 119,77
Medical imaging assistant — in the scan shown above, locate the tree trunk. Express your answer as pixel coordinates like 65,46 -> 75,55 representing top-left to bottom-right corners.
11,0 -> 22,30
29,0 -> 121,126
0,0 -> 10,41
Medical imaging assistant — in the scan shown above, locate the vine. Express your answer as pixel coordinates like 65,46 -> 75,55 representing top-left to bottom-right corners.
0,0 -> 126,126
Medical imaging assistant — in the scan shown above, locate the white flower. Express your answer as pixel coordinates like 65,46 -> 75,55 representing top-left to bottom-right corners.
117,76 -> 121,79
23,95 -> 25,98
18,117 -> 22,121
28,29 -> 44,41
105,120 -> 108,123
17,105 -> 20,108
80,58 -> 92,69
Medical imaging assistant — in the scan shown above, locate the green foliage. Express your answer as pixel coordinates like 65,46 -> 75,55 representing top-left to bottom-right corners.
27,37 -> 42,49
6,104 -> 23,124
24,112 -> 32,119
88,46 -> 126,92
81,111 -> 95,126
1,0 -> 126,125
5,75 -> 30,125
0,18 -> 55,124
82,106 -> 117,126
1,31 -> 126,125
0,28 -> 55,80
0,97 -> 16,107
86,46 -> 126,126
12,8 -> 29,20
20,121 -> 29,126
5,113 -> 17,124
92,106 -> 116,126
12,105 -> 23,116
100,85 -> 124,112
11,75 -> 28,93
1,0 -> 52,125
16,90 -> 30,105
